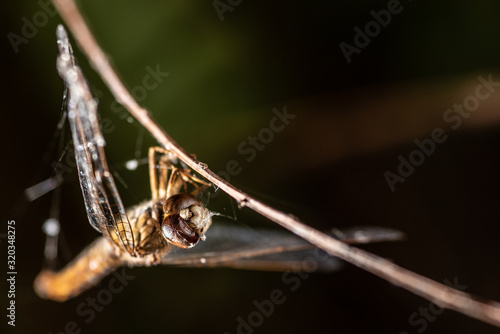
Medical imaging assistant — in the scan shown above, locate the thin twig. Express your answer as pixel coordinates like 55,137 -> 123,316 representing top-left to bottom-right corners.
52,0 -> 500,327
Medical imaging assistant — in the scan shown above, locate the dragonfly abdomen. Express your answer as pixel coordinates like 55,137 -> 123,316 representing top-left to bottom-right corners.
34,237 -> 122,302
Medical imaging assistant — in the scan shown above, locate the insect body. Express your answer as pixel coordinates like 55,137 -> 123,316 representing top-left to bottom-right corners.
34,26 -> 402,302
34,26 -> 212,301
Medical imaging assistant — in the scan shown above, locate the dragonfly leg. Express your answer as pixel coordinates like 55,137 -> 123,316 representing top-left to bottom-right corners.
178,169 -> 211,196
149,146 -> 176,200
148,146 -> 211,200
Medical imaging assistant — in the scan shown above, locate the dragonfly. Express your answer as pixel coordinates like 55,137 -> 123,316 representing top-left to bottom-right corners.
33,26 -> 403,302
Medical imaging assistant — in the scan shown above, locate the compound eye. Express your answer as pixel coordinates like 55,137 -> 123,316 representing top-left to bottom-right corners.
162,214 -> 200,249
161,193 -> 212,248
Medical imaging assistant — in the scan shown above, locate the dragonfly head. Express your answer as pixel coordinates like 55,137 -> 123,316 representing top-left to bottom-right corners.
161,193 -> 212,249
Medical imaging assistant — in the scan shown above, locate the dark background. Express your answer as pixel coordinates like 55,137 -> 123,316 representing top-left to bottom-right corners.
3,1 -> 500,333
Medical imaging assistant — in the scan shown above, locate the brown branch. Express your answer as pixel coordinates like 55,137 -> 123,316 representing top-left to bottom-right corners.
52,0 -> 500,327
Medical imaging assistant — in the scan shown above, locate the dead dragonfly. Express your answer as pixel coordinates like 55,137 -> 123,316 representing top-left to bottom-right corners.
33,26 -> 402,302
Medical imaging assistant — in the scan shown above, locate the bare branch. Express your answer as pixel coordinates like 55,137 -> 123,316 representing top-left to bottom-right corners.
52,0 -> 500,327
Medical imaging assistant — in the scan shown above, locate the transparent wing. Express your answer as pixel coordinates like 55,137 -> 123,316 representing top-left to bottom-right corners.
55,26 -> 135,255
161,224 -> 404,271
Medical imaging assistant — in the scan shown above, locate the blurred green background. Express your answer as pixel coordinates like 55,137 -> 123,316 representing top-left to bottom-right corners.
3,1 -> 500,333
